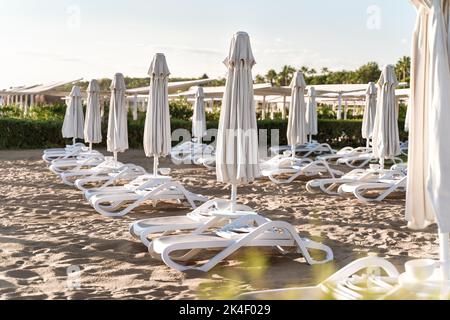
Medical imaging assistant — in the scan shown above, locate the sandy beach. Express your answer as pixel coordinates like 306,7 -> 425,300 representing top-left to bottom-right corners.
0,149 -> 439,300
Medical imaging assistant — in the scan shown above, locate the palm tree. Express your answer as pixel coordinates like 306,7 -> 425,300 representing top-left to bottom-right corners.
265,69 -> 278,86
308,68 -> 317,76
278,65 -> 296,86
395,56 -> 411,83
321,67 -> 330,74
255,75 -> 266,84
300,66 -> 309,74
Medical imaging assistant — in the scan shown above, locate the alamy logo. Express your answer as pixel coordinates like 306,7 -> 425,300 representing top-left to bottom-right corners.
366,5 -> 382,30
66,5 -> 81,30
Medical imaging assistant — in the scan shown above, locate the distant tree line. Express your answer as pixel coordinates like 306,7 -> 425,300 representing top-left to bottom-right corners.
255,56 -> 411,87
63,56 -> 410,92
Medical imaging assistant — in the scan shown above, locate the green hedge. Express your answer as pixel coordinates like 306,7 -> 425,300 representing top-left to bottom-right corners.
0,118 -> 65,149
0,118 -> 408,150
257,119 -> 408,149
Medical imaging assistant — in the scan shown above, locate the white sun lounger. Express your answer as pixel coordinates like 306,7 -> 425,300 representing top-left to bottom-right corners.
306,167 -> 406,196
270,142 -> 336,159
74,164 -> 147,193
390,163 -> 408,175
49,152 -> 105,175
318,147 -> 372,165
60,157 -> 146,186
197,154 -> 216,170
171,141 -> 215,165
400,141 -> 409,157
83,173 -> 172,201
148,215 -> 333,272
43,143 -> 86,155
336,153 -> 403,169
88,175 -> 208,217
84,174 -> 151,201
261,158 -> 343,184
306,169 -> 371,195
238,255 -> 399,300
338,176 -> 407,202
130,199 -> 256,247
43,144 -> 92,163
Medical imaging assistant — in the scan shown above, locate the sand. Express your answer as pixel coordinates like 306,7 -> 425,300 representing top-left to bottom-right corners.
0,149 -> 440,300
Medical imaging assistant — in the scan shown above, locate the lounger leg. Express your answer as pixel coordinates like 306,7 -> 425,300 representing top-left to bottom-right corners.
353,179 -> 406,203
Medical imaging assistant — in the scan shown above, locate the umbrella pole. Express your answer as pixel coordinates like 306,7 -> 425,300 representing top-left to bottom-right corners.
73,138 -> 76,146
231,184 -> 237,213
114,152 -> 118,162
440,232 -> 450,281
153,156 -> 159,177
198,136 -> 203,158
291,145 -> 296,159
380,158 -> 385,169
89,143 -> 93,152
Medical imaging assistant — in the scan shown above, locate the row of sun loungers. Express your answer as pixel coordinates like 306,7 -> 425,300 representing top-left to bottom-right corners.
307,164 -> 407,202
41,138 -> 408,274
44,144 -> 208,217
42,143 -> 334,273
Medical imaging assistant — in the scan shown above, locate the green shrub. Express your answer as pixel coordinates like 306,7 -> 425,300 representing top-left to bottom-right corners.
0,118 -> 66,149
169,99 -> 193,121
317,106 -> 337,120
206,108 -> 221,122
0,117 -> 408,150
28,103 -> 66,121
258,119 -> 407,148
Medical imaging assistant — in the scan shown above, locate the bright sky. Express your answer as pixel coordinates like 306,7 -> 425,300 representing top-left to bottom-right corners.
0,0 -> 416,89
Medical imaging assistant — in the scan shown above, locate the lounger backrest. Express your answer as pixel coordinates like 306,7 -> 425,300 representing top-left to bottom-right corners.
215,217 -> 292,241
216,227 -> 292,241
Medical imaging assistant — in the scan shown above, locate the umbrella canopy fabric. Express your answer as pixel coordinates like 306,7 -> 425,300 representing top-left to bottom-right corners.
143,53 -> 172,158
192,86 -> 207,140
107,73 -> 129,154
362,82 -> 378,140
84,79 -> 102,144
62,86 -> 84,139
287,71 -> 308,147
132,95 -> 138,121
216,32 -> 260,185
306,86 -> 318,136
404,102 -> 411,133
372,65 -> 401,160
407,0 -> 450,233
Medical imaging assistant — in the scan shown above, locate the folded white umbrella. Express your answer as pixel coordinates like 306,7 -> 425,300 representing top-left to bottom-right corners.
372,65 -> 401,166
408,0 -> 450,280
192,86 -> 207,143
362,82 -> 377,147
143,53 -> 172,175
216,31 -> 260,211
306,86 -> 318,142
107,73 -> 129,161
287,71 -> 308,156
132,95 -> 138,121
404,103 -> 411,133
62,86 -> 84,144
84,79 -> 102,150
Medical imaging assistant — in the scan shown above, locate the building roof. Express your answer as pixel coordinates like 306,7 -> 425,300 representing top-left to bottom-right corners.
126,78 -> 215,95
3,79 -> 83,95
